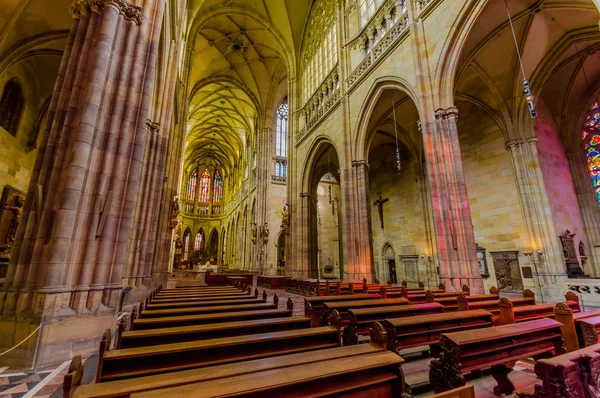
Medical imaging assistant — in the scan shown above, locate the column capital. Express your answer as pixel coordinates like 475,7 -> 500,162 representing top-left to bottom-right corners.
300,192 -> 310,198
352,159 -> 369,169
526,136 -> 538,145
111,0 -> 143,25
146,120 -> 160,133
505,139 -> 524,150
434,108 -> 446,121
445,106 -> 459,120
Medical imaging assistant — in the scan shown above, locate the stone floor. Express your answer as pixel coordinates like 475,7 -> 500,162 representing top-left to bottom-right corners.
0,284 -> 543,397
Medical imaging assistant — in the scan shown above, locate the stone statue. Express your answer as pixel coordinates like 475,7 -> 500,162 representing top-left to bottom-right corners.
169,195 -> 179,229
251,223 -> 257,244
4,196 -> 23,242
173,224 -> 182,248
281,204 -> 289,235
261,222 -> 269,244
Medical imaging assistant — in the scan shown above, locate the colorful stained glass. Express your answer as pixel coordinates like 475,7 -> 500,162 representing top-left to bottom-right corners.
194,233 -> 202,251
186,169 -> 197,201
198,169 -> 211,203
583,102 -> 600,203
184,234 -> 190,260
213,170 -> 223,203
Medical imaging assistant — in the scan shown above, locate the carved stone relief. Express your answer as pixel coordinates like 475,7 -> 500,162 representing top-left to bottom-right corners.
399,254 -> 419,283
490,251 -> 523,293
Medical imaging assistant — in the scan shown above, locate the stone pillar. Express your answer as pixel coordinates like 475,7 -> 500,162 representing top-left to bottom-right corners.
352,160 -> 374,282
0,0 -> 165,367
298,192 -> 311,278
566,151 -> 600,276
505,137 -> 569,301
425,107 -> 483,293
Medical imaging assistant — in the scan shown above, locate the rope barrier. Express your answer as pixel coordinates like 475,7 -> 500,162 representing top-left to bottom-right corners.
0,323 -> 43,357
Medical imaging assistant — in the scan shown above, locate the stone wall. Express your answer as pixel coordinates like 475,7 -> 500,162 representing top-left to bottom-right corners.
369,152 -> 428,284
457,101 -> 530,292
535,100 -> 590,273
316,180 -> 341,278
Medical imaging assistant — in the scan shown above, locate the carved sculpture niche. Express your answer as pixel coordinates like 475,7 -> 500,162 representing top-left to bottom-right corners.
559,230 -> 585,278
490,251 -> 523,293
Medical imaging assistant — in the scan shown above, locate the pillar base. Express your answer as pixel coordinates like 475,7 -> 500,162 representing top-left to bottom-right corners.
0,311 -> 117,369
440,276 -> 484,294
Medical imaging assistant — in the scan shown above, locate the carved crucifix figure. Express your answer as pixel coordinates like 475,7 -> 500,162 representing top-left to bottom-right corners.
373,196 -> 389,229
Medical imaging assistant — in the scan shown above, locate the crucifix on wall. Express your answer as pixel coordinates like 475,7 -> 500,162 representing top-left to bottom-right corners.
373,195 -> 389,230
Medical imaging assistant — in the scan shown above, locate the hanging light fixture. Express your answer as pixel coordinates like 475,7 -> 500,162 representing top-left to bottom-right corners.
505,0 -> 536,119
392,95 -> 402,175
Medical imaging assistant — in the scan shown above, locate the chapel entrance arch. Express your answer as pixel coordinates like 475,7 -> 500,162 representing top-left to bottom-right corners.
358,84 -> 432,287
305,141 -> 343,280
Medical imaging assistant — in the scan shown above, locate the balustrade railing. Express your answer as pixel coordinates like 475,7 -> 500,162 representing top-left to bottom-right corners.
568,279 -> 600,309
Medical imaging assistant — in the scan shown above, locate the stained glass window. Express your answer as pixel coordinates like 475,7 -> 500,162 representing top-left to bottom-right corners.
198,169 -> 211,203
183,234 -> 190,260
194,233 -> 202,251
0,79 -> 24,137
186,169 -> 197,201
276,102 -> 288,158
213,170 -> 223,203
582,102 -> 600,203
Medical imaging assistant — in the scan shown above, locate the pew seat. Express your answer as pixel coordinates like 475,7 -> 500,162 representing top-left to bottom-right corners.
381,309 -> 493,355
119,316 -> 312,348
497,299 -> 580,325
320,298 -> 408,326
514,343 -> 600,398
128,352 -> 405,398
98,326 -> 341,382
132,300 -> 293,331
342,303 -> 445,345
304,293 -> 381,327
429,319 -> 566,395
139,299 -> 279,319
145,294 -> 266,310
66,343 -> 390,398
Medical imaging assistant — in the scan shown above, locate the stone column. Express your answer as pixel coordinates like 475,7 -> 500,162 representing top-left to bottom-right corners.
424,107 -> 483,293
298,192 -> 311,277
566,151 -> 600,276
505,137 -> 569,301
352,160 -> 374,282
0,0 -> 166,367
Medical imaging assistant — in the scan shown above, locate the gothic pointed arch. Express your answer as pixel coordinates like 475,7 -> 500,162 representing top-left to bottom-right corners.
0,78 -> 25,136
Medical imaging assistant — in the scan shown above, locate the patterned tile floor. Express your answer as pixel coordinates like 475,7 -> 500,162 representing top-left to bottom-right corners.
0,285 -> 542,397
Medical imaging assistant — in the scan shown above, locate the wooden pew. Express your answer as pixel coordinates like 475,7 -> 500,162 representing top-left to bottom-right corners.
132,298 -> 294,330
406,286 -> 470,304
429,319 -> 566,395
149,289 -> 256,304
553,303 -> 600,351
139,296 -> 279,319
128,351 -> 405,398
497,296 -> 580,326
426,288 -> 499,312
514,343 -> 600,398
304,293 -> 381,327
457,290 -> 536,314
257,275 -> 290,289
381,309 -> 493,356
320,298 -> 408,326
151,288 -> 252,301
380,285 -> 444,299
145,291 -> 267,310
341,302 -> 445,345
431,385 -> 475,398
96,325 -> 341,382
65,341 -> 392,398
118,316 -> 312,349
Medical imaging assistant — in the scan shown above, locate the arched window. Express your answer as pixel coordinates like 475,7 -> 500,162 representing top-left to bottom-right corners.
213,170 -> 223,203
276,102 -> 288,157
582,102 -> 600,203
0,79 -> 24,137
198,169 -> 211,203
194,232 -> 202,251
360,0 -> 386,26
186,169 -> 197,201
183,233 -> 190,260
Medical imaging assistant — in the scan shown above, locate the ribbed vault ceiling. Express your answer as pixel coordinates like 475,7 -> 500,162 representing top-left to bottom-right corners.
185,0 -> 311,177
455,0 -> 600,142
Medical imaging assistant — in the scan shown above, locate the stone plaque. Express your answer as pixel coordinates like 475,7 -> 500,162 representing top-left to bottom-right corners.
399,254 -> 419,283
521,266 -> 533,279
490,250 -> 523,293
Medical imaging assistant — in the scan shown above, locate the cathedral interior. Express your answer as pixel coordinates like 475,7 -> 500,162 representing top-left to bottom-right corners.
1,0 -> 600,396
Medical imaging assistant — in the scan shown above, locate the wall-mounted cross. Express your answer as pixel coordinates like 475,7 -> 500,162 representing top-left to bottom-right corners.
373,195 -> 389,230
